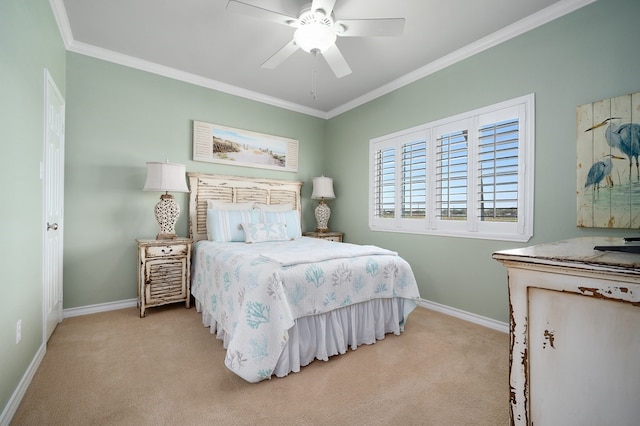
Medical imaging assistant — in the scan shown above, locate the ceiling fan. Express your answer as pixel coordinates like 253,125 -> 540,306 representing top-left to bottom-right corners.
227,0 -> 405,78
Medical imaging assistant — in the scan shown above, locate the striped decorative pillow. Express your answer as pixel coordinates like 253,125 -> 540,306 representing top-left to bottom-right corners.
206,209 -> 259,242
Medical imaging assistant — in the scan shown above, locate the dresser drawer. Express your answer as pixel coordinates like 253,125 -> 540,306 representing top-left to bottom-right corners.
145,244 -> 189,258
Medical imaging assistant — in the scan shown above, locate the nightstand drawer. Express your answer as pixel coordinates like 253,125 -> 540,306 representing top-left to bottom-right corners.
146,244 -> 189,258
303,231 -> 344,242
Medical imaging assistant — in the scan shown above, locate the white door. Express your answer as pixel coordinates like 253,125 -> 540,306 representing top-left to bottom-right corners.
43,69 -> 65,342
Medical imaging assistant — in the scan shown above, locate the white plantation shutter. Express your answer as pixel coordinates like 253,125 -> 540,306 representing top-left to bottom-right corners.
436,129 -> 468,220
477,118 -> 519,222
402,139 -> 427,219
373,146 -> 396,218
370,94 -> 533,242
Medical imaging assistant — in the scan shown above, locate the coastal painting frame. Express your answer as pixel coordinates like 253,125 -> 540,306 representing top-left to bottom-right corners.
576,92 -> 640,228
192,121 -> 299,172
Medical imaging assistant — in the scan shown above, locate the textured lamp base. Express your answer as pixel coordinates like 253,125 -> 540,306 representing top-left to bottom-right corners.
315,200 -> 331,233
155,193 -> 180,240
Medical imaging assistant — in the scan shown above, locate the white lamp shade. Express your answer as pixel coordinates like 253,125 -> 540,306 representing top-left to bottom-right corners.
143,162 -> 189,193
311,176 -> 335,200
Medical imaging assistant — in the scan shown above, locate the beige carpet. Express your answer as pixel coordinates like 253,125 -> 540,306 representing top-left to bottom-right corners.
11,305 -> 509,425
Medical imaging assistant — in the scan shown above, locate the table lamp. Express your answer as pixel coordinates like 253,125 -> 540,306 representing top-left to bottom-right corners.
143,161 -> 189,239
311,176 -> 335,232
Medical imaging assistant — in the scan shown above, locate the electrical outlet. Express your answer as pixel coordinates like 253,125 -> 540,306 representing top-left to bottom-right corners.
16,320 -> 21,344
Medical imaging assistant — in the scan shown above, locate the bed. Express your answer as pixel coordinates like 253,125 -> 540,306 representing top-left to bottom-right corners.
188,172 -> 421,382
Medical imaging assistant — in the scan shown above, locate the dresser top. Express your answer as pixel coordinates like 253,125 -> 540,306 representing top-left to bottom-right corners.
493,237 -> 640,273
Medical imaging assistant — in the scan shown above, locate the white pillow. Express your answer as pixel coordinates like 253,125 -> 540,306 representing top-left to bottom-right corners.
254,203 -> 294,212
241,222 -> 290,243
260,210 -> 301,239
206,209 -> 259,242
207,200 -> 255,210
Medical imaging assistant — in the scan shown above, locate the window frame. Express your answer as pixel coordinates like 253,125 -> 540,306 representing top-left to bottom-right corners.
369,94 -> 534,242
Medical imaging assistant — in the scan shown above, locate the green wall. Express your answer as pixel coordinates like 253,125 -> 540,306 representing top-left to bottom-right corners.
325,0 -> 640,322
0,0 -> 66,417
63,53 -> 327,308
3,0 -> 640,419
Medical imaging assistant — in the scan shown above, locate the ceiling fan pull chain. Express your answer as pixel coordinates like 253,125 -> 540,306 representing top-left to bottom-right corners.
311,69 -> 318,100
310,51 -> 318,100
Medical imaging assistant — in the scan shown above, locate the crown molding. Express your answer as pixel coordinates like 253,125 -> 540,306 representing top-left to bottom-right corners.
49,0 -> 73,48
326,0 -> 596,118
65,39 -> 329,119
50,0 -> 595,120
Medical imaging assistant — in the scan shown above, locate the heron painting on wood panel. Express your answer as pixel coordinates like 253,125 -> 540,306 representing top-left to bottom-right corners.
585,117 -> 640,180
584,154 -> 625,190
576,91 -> 640,229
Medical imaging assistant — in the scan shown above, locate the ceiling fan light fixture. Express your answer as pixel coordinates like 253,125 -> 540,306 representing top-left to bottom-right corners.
294,21 -> 336,53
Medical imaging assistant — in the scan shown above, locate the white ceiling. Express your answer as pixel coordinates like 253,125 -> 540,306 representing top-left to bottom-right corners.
53,0 -> 593,118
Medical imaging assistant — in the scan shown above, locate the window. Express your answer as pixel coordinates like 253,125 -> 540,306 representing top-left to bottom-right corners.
369,94 -> 534,242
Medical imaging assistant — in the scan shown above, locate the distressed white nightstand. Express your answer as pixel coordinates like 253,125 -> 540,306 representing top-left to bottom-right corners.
136,238 -> 192,318
303,231 -> 344,242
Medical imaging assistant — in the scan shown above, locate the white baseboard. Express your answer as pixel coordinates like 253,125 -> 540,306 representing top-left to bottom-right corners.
0,343 -> 46,426
61,298 -> 508,333
62,298 -> 509,333
63,298 -> 137,318
418,299 -> 509,333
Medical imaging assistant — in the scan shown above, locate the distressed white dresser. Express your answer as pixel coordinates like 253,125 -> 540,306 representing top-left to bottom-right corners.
493,237 -> 640,426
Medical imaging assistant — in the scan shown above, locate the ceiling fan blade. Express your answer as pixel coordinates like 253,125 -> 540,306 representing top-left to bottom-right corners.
227,0 -> 298,27
311,0 -> 337,17
262,39 -> 300,69
322,44 -> 352,78
336,18 -> 405,37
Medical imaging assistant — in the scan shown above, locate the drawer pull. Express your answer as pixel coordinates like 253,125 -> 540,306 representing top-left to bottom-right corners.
161,247 -> 173,254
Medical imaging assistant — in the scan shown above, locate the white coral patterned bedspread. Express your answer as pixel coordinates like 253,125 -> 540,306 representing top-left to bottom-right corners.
191,237 -> 421,382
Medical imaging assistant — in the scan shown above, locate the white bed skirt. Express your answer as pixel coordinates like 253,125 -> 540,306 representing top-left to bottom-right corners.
195,297 -> 415,378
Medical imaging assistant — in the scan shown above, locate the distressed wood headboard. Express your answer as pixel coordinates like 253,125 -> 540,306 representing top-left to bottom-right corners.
187,173 -> 303,242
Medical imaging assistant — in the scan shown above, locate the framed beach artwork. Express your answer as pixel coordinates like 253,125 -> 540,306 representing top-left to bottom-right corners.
193,121 -> 299,172
576,92 -> 640,228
